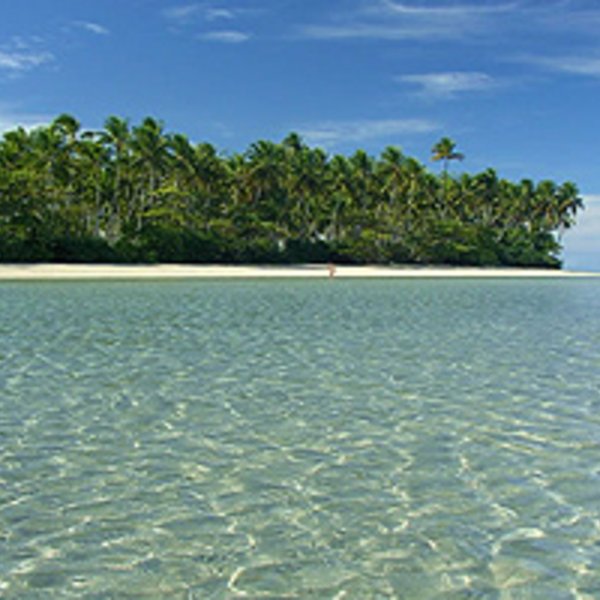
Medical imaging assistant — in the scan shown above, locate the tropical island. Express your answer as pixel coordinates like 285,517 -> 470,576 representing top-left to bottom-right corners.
0,114 -> 583,267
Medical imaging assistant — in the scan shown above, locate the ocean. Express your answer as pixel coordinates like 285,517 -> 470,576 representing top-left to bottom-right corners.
1,278 -> 599,598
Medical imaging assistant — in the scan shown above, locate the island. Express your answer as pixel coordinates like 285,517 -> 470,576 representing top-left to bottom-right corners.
0,114 -> 583,268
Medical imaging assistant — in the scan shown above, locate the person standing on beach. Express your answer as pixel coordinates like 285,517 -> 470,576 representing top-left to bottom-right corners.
327,263 -> 336,278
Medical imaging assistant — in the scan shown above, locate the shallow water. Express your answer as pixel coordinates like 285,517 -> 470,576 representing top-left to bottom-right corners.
1,279 -> 600,598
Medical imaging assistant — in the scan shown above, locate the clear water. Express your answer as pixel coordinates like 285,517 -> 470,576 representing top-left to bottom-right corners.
1,279 -> 600,598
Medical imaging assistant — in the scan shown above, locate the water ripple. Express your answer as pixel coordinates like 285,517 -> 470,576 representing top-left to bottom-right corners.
1,279 -> 600,597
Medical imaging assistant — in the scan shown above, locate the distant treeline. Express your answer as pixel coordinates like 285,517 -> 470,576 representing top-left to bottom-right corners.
0,114 -> 583,266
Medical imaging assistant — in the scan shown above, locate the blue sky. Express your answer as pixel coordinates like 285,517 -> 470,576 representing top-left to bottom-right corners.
1,0 -> 599,269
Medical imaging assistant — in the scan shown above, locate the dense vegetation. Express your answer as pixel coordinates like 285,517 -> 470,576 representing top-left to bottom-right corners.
0,114 -> 583,266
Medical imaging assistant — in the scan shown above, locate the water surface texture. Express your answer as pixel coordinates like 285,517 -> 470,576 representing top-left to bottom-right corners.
1,279 -> 600,598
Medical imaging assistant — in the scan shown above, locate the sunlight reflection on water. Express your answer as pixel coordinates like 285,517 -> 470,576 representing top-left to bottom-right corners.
1,279 -> 600,597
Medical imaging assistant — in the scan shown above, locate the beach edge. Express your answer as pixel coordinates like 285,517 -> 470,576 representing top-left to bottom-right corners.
0,263 -> 598,280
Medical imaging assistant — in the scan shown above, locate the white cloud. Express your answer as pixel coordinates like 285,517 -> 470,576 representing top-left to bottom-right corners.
206,8 -> 235,21
164,3 -> 238,24
0,36 -> 53,75
0,107 -> 50,133
298,118 -> 438,147
562,194 -> 600,271
73,21 -> 110,36
0,50 -> 53,72
302,24 -> 436,41
163,2 -> 259,42
368,1 -> 516,18
536,5 -> 600,34
163,3 -> 203,22
398,71 -> 496,98
198,30 -> 250,43
524,55 -> 600,78
300,0 -> 518,41
564,195 -> 600,246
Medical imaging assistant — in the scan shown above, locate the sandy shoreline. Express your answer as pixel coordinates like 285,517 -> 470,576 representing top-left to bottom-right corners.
0,263 -> 598,280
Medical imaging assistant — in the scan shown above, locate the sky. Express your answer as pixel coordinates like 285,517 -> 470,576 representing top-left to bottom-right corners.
1,0 -> 599,270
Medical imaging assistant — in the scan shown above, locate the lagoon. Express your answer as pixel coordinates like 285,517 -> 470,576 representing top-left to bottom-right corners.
1,279 -> 600,597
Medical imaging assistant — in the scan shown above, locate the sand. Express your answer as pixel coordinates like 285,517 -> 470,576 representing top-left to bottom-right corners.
0,263 -> 597,280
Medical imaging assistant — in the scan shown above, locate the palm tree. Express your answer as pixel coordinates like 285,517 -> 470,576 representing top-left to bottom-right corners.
100,116 -> 131,237
130,117 -> 170,230
244,139 -> 286,224
347,149 -> 376,229
288,145 -> 328,241
195,142 -> 229,230
431,136 -> 464,173
0,127 -> 42,243
555,181 -> 583,239
168,132 -> 197,219
51,113 -> 80,147
77,133 -> 109,237
326,154 -> 354,243
0,114 -> 585,267
166,134 -> 224,230
378,146 -> 406,211
472,168 -> 499,226
431,137 -> 464,210
533,180 -> 559,231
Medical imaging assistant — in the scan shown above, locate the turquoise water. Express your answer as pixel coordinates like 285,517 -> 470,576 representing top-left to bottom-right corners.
1,279 -> 600,598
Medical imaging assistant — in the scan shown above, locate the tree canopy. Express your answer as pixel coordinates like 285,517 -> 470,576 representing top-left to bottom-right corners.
0,114 -> 583,267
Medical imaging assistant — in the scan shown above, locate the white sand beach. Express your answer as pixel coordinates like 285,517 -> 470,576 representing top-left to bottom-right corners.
0,263 -> 598,280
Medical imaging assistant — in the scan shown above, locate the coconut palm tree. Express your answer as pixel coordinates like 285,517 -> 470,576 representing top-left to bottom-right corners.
96,116 -> 133,238
431,137 -> 464,210
326,154 -> 354,243
555,181 -> 583,239
378,146 -> 406,212
244,139 -> 286,224
77,133 -> 109,237
288,145 -> 328,241
130,117 -> 170,230
0,115 -> 585,267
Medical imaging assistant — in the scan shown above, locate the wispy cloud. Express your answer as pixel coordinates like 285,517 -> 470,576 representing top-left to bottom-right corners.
164,3 -> 255,40
536,5 -> 600,35
301,24 -> 435,41
366,1 -> 516,19
0,36 -> 53,76
398,71 -> 497,98
72,21 -> 110,36
298,118 -> 438,147
164,3 -> 239,24
0,106 -> 50,133
521,54 -> 600,78
206,7 -> 235,21
300,0 -> 518,42
0,50 -> 53,72
297,1 -> 600,48
197,30 -> 250,43
164,3 -> 203,22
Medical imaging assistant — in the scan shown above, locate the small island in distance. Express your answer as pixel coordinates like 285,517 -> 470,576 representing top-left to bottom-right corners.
0,114 -> 583,268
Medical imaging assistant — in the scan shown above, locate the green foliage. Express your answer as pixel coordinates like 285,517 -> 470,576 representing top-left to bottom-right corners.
0,115 -> 583,267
